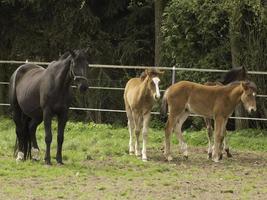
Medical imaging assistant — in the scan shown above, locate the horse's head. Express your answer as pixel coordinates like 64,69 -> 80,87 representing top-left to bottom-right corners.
142,69 -> 164,101
237,66 -> 247,81
69,49 -> 89,93
219,66 -> 247,84
240,81 -> 257,113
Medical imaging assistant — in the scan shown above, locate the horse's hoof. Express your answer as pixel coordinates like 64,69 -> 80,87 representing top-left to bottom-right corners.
16,151 -> 24,163
32,156 -> 40,162
183,155 -> 189,160
57,162 -> 64,166
225,149 -> 233,158
16,158 -> 24,163
135,152 -> 141,157
183,151 -> 189,159
142,156 -> 148,162
167,156 -> 173,162
31,148 -> 40,161
207,153 -> 212,159
212,157 -> 220,163
45,161 -> 52,166
227,153 -> 233,158
129,151 -> 135,156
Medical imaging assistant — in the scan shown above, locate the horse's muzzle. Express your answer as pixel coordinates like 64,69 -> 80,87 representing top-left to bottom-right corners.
78,83 -> 88,93
153,94 -> 161,101
248,106 -> 256,113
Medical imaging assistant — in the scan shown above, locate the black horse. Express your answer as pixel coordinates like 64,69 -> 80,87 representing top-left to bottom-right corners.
204,66 -> 247,159
9,49 -> 89,165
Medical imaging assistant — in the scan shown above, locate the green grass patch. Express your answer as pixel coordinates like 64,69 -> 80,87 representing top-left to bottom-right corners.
0,117 -> 266,199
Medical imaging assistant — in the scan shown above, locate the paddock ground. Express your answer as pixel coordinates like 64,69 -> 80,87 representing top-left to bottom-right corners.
0,118 -> 266,200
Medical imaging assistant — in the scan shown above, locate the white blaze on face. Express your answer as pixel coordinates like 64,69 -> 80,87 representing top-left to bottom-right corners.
152,77 -> 161,99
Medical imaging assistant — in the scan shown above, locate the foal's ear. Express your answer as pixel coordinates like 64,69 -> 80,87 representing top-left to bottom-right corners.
140,71 -> 147,81
157,70 -> 165,75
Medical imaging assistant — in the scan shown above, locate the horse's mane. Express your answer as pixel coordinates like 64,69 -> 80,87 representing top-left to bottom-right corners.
217,66 -> 247,84
227,81 -> 257,90
139,68 -> 162,81
58,50 -> 87,61
140,72 -> 147,81
59,52 -> 71,60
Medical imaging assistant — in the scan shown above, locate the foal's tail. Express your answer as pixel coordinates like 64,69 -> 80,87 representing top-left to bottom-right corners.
160,90 -> 168,122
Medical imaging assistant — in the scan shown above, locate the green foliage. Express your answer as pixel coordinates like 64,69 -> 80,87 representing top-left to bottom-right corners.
0,0 -> 155,122
161,0 -> 231,83
161,0 -> 267,129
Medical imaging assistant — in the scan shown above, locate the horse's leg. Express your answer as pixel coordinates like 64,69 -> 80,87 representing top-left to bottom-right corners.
174,111 -> 189,159
43,108 -> 53,165
222,123 -> 232,158
13,108 -> 25,161
56,110 -> 68,165
126,107 -> 135,155
205,118 -> 213,159
164,112 -> 178,161
29,118 -> 42,161
133,112 -> 142,157
212,117 -> 226,162
141,113 -> 151,161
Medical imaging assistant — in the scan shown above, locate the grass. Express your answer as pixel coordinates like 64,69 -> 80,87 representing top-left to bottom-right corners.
0,117 -> 266,200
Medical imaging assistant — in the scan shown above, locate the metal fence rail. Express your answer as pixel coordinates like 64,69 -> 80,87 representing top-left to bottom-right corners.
1,81 -> 267,98
1,103 -> 266,121
1,60 -> 266,121
1,60 -> 267,74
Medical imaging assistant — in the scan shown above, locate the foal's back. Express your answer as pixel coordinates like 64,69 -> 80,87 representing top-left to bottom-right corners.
167,81 -> 223,101
166,81 -> 234,117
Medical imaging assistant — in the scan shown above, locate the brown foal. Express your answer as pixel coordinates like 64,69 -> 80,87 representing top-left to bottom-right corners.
161,81 -> 257,162
124,69 -> 163,161
204,66 -> 247,159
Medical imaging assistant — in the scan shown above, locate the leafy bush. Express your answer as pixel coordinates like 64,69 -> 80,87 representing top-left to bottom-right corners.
161,0 -> 231,83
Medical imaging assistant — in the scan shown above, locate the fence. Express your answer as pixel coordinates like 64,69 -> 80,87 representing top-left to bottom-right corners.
0,60 -> 267,121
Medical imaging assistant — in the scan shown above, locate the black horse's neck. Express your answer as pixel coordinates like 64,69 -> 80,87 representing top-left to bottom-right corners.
53,54 -> 73,91
218,67 -> 246,85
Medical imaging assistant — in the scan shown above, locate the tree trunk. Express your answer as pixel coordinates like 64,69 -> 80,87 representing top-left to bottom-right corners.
155,0 -> 163,67
0,67 -> 4,115
229,2 -> 249,129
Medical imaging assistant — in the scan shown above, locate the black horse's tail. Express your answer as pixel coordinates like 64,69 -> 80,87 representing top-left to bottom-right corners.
13,120 -> 32,160
160,89 -> 168,122
10,66 -> 31,160
21,120 -> 32,159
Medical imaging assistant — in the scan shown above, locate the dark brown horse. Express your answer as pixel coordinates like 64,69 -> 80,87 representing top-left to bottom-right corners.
204,66 -> 247,159
161,81 -> 257,162
9,49 -> 89,165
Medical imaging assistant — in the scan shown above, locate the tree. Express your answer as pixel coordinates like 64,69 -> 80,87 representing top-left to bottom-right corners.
155,0 -> 163,66
229,1 -> 249,129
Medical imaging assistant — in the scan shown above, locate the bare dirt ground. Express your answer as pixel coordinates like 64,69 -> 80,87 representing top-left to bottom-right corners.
1,146 -> 266,200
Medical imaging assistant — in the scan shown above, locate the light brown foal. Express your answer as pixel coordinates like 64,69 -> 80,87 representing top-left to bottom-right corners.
204,81 -> 232,159
161,81 -> 257,162
124,69 -> 163,161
